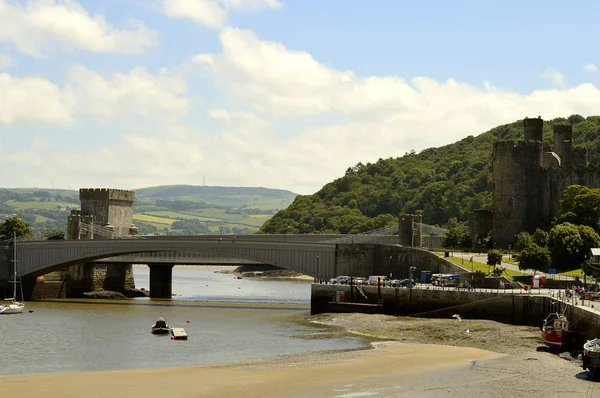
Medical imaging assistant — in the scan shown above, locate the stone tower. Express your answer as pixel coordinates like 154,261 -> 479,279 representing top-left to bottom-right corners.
491,117 -> 600,249
398,214 -> 422,247
64,189 -> 137,296
68,188 -> 138,238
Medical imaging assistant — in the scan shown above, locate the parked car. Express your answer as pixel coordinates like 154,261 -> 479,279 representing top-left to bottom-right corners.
397,279 -> 416,288
329,276 -> 351,284
353,277 -> 368,285
367,275 -> 388,286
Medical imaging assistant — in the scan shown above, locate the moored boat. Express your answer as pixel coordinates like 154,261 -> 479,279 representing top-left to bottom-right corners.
0,232 -> 24,315
541,311 -> 576,352
170,327 -> 188,340
151,317 -> 170,335
583,338 -> 600,373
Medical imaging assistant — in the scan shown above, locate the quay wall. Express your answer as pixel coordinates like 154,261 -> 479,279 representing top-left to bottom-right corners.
334,244 -> 467,280
311,285 -> 600,337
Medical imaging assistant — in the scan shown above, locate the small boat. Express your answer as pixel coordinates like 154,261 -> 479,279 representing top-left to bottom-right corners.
583,339 -> 600,373
0,232 -> 24,315
170,327 -> 188,340
151,317 -> 170,335
541,311 -> 576,352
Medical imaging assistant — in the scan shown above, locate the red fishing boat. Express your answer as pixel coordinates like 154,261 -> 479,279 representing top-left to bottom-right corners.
541,311 -> 575,352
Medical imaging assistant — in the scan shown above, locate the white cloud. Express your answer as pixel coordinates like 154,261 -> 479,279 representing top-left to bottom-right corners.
584,63 -> 598,72
0,66 -> 188,126
160,0 -> 280,29
542,68 -> 566,88
0,73 -> 74,125
182,28 -> 600,193
8,28 -> 600,195
0,53 -> 15,70
0,0 -> 158,56
66,65 -> 189,120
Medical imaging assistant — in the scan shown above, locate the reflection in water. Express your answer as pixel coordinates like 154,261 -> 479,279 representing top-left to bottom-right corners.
0,267 -> 363,376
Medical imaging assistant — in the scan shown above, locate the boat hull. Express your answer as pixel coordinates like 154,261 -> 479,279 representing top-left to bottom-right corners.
583,339 -> 600,372
151,327 -> 170,335
0,302 -> 25,314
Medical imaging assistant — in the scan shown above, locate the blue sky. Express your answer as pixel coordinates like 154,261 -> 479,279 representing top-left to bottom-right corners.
1,0 -> 600,194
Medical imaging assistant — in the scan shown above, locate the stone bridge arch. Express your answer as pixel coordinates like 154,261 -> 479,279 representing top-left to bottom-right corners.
7,239 -> 336,299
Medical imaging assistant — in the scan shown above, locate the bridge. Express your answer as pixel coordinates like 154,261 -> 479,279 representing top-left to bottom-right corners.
1,222 -> 449,299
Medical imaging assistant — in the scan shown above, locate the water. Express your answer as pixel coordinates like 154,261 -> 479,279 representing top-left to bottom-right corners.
135,265 -> 313,304
0,266 -> 363,376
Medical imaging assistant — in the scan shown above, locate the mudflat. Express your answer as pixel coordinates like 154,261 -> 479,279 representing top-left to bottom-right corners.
0,342 -> 500,398
2,313 -> 597,397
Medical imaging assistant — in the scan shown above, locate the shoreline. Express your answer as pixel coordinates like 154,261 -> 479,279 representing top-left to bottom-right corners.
2,306 -> 595,396
0,341 -> 503,398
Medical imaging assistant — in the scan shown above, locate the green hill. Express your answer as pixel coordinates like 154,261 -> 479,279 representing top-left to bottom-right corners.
0,185 -> 297,236
259,114 -> 600,234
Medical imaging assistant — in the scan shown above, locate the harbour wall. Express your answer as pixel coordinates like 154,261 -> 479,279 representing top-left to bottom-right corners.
311,284 -> 600,338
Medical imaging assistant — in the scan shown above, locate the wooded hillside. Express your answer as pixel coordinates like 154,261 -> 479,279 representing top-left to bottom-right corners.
259,115 -> 600,234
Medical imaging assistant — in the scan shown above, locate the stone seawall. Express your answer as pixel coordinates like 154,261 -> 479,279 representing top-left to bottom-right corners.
311,284 -> 600,338
334,244 -> 467,281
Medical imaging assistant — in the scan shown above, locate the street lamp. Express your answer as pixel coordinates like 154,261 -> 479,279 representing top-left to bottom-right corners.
316,255 -> 320,283
409,266 -> 417,288
458,241 -> 463,265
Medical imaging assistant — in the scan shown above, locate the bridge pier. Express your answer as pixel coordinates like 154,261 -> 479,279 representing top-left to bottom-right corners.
149,264 -> 174,298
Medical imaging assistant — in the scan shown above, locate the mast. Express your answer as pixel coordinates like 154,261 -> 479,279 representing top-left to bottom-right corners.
13,231 -> 17,301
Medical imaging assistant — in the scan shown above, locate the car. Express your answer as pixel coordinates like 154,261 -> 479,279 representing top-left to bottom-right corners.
329,276 -> 350,284
396,279 -> 416,288
367,275 -> 388,286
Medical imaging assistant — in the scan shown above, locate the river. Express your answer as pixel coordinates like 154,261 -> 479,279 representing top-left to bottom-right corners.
0,266 -> 363,376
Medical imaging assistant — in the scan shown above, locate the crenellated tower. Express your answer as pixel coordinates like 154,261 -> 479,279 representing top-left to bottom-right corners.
492,117 -> 544,248
491,117 -> 600,248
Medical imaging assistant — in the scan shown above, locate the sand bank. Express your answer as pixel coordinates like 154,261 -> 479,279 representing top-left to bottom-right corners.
0,342 -> 500,398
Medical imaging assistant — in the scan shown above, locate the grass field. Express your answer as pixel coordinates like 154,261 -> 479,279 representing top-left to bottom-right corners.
133,214 -> 176,225
4,200 -> 75,211
561,268 -> 585,278
447,256 -> 529,282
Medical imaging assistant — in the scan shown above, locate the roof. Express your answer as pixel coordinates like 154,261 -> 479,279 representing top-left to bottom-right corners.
591,248 -> 600,256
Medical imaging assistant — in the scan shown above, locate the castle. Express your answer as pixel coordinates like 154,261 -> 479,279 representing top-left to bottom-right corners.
29,189 -> 139,298
489,117 -> 600,248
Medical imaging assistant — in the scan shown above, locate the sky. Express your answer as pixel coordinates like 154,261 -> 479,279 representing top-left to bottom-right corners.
2,1 -> 600,195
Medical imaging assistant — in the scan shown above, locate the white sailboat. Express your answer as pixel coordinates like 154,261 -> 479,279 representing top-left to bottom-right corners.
0,232 -> 24,314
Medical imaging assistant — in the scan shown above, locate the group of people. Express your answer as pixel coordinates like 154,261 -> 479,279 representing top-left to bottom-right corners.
565,284 -> 598,299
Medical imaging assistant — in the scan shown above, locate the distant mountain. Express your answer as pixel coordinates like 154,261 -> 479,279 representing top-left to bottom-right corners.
0,185 -> 298,236
135,185 -> 297,208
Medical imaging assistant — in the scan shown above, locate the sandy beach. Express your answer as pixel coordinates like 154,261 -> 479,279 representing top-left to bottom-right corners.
2,312 -> 597,397
1,342 -> 501,398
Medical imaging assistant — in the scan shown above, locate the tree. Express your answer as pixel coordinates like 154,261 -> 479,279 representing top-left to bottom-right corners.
559,185 -> 600,233
518,244 -> 552,272
487,249 -> 503,267
548,222 -> 584,270
43,229 -> 65,240
442,226 -> 471,248
514,232 -> 532,252
0,217 -> 34,240
531,228 -> 549,247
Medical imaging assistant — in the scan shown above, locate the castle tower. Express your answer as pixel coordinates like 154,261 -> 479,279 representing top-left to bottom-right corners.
523,117 -> 543,142
492,118 -> 544,248
79,189 -> 135,236
553,124 -> 573,165
398,214 -> 422,247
